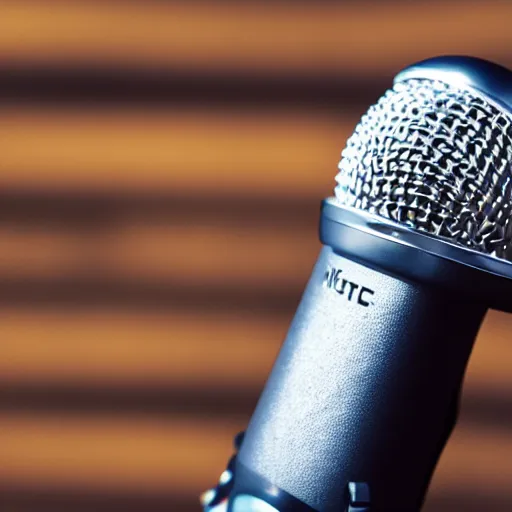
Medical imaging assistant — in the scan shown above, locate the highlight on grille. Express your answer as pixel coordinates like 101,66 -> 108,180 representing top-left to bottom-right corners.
335,78 -> 512,260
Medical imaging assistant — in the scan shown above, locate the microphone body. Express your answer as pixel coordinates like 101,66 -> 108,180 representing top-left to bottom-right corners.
234,210 -> 484,511
204,56 -> 512,512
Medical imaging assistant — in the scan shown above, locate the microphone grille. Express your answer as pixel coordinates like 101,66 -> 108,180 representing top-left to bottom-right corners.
335,78 -> 512,260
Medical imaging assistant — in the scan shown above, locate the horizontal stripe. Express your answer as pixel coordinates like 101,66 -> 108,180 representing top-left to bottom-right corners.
424,488 -> 512,512
0,311 -> 282,387
0,486 -> 196,512
0,310 -> 510,408
459,388 -> 512,430
0,412 -> 241,495
0,381 -> 259,420
0,310 -> 508,385
430,422 -> 512,493
464,310 -> 512,394
0,107 -> 344,197
0,378 -> 509,430
0,413 -> 510,498
0,276 -> 302,313
0,1 -> 509,75
0,63 -> 379,108
0,222 -> 319,288
0,191 -> 319,231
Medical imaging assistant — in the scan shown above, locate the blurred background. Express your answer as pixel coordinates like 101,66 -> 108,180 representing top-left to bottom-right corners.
0,1 -> 512,511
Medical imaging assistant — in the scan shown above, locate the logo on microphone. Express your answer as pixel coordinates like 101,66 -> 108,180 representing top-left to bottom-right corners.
323,266 -> 375,307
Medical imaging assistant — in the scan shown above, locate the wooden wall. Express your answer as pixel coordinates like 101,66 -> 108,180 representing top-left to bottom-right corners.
1,1 -> 512,510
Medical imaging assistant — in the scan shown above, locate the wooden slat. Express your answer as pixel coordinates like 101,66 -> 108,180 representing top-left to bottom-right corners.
0,64 -> 381,109
0,107 -> 344,197
0,412 -> 510,500
427,422 -> 512,499
0,1 -> 510,75
0,309 -> 510,396
0,310 -> 282,388
463,310 -> 512,393
0,412 -> 241,496
0,224 -> 319,289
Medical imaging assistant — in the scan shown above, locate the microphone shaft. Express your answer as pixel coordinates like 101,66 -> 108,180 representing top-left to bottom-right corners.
233,246 -> 485,511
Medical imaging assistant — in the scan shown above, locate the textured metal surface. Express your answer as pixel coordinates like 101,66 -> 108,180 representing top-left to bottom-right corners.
238,247 -> 485,511
335,78 -> 512,260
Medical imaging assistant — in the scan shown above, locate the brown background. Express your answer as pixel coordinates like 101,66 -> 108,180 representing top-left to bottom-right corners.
0,1 -> 512,510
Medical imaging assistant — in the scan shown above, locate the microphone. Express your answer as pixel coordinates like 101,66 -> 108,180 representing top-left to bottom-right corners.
204,56 -> 512,512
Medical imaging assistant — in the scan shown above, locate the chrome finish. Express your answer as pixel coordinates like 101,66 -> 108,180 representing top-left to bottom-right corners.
395,56 -> 512,112
321,199 -> 512,312
231,495 -> 280,512
336,56 -> 512,261
323,198 -> 512,280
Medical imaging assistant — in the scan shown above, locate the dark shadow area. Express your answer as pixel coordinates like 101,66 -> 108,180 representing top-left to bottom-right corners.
94,0 -> 448,5
0,63 -> 382,110
0,487 -> 197,512
0,189 -> 320,231
424,488 -> 512,512
460,389 -> 512,430
0,382 -> 510,433
0,382 -> 259,420
0,276 -> 302,315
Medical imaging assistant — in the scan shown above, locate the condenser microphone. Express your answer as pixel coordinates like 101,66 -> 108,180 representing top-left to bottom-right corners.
204,56 -> 512,512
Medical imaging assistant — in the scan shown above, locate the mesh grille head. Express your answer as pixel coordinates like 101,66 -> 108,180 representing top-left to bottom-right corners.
335,78 -> 512,260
